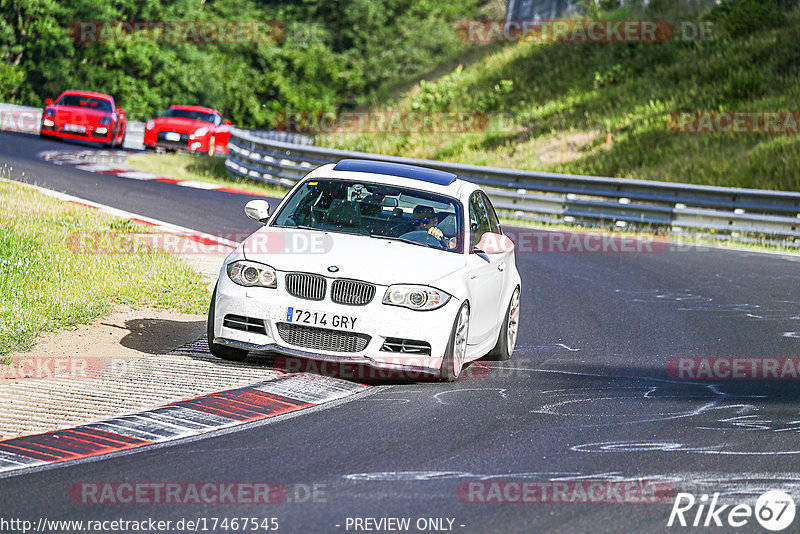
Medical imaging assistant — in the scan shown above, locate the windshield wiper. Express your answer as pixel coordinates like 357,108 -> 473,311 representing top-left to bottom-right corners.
280,224 -> 367,237
369,234 -> 438,249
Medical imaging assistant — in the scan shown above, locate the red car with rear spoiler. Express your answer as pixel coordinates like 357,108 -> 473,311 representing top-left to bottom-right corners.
40,90 -> 126,148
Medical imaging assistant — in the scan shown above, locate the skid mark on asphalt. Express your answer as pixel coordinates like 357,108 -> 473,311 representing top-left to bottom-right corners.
463,365 -> 798,456
433,388 -> 508,405
614,288 -> 800,321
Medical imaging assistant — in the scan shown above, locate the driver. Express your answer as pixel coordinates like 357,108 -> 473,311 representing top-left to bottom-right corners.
412,205 -> 456,249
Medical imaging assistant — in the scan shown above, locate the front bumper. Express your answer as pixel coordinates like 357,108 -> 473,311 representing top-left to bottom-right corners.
144,131 -> 212,152
213,271 -> 458,375
41,123 -> 113,143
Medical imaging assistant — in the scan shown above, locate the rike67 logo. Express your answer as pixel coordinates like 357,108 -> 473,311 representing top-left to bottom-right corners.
668,490 -> 796,531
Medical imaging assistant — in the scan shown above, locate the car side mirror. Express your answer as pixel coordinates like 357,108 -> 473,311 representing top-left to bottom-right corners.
225,119 -> 232,126
475,232 -> 515,254
45,98 -> 53,106
244,199 -> 271,224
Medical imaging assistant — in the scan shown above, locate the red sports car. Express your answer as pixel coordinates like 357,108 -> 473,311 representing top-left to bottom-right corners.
40,90 -> 126,148
143,105 -> 231,155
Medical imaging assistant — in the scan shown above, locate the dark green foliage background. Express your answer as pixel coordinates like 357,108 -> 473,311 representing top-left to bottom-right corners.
0,0 -> 481,126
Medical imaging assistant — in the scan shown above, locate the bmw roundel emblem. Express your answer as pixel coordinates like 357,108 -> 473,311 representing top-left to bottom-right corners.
327,266 -> 339,273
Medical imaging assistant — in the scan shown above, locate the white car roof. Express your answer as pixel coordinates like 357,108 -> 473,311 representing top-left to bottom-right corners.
305,160 -> 475,199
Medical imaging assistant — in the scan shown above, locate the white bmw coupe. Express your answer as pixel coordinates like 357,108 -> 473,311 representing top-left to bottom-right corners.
208,159 -> 521,380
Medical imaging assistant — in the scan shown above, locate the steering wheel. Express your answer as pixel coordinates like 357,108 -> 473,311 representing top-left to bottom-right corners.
399,230 -> 448,249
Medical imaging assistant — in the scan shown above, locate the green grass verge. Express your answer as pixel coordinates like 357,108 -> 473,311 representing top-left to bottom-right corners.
0,180 -> 210,355
317,3 -> 800,191
127,153 -> 289,199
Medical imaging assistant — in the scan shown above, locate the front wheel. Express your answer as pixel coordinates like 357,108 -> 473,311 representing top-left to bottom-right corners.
207,285 -> 248,361
440,303 -> 470,382
116,126 -> 126,148
485,287 -> 520,361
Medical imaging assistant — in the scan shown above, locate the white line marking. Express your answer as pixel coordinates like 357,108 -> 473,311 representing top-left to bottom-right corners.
116,171 -> 160,180
176,180 -> 222,190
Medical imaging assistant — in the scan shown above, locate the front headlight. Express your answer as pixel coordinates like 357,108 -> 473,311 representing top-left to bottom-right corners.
45,108 -> 55,118
382,285 -> 451,311
99,116 -> 112,125
146,120 -> 155,130
95,127 -> 108,135
227,261 -> 277,288
193,127 -> 209,138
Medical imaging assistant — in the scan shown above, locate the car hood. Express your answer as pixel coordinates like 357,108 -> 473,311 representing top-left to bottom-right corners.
153,117 -> 212,134
241,227 -> 465,286
53,106 -> 112,125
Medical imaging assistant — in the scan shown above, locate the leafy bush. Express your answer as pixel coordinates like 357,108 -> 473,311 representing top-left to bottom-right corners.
706,0 -> 784,37
0,0 -> 482,126
410,65 -> 465,112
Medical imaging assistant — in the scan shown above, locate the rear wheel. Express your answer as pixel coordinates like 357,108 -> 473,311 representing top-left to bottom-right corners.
440,303 -> 470,382
485,287 -> 520,361
207,285 -> 248,361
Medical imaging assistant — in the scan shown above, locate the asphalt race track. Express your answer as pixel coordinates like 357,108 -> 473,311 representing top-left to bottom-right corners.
2,130 -> 800,533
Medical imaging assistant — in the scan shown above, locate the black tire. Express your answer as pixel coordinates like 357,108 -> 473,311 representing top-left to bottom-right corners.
207,285 -> 248,361
485,287 -> 520,361
116,126 -> 126,149
440,302 -> 469,382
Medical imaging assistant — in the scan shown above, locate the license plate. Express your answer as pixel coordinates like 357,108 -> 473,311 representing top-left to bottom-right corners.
286,307 -> 358,331
165,132 -> 180,141
63,124 -> 86,133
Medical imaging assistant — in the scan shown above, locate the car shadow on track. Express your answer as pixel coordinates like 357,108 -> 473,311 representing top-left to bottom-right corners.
118,318 -> 206,354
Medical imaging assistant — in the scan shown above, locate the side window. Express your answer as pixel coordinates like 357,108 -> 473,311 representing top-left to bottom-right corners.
481,192 -> 501,234
469,192 -> 492,249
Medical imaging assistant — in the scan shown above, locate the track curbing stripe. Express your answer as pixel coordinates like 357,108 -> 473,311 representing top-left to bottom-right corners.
0,375 -> 369,475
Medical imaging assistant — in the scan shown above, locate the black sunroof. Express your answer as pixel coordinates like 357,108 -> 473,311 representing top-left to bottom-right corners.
333,159 -> 457,186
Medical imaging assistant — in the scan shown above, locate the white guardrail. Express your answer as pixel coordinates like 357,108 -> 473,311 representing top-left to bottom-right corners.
225,127 -> 800,244
0,103 -> 144,150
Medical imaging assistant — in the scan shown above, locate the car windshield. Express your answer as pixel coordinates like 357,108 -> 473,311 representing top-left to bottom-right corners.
272,178 -> 463,253
56,95 -> 112,112
161,108 -> 217,123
